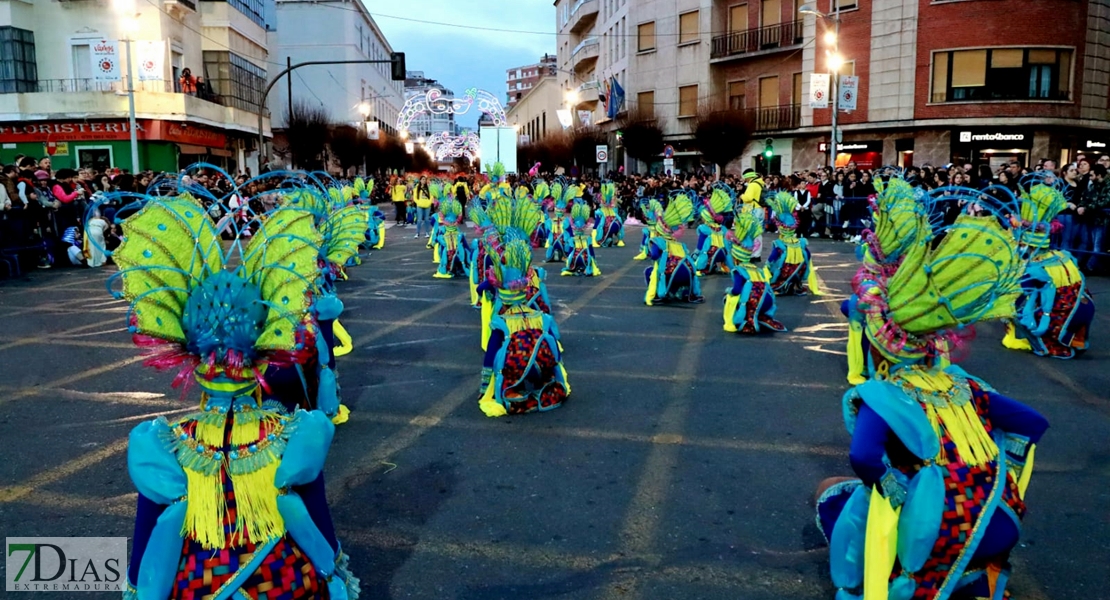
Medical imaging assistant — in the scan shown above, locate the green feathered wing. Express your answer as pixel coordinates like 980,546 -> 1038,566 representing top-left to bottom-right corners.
242,208 -> 322,352
114,195 -> 222,342
324,204 -> 371,267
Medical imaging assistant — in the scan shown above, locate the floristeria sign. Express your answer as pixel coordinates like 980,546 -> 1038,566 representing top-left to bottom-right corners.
0,120 -> 227,148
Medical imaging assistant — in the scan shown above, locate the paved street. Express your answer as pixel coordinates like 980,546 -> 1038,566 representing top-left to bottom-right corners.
0,226 -> 1107,599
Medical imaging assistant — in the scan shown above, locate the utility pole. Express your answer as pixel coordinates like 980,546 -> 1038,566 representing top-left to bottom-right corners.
287,56 -> 294,169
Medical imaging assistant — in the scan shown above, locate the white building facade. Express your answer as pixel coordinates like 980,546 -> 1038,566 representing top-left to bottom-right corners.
268,0 -> 404,138
0,0 -> 275,173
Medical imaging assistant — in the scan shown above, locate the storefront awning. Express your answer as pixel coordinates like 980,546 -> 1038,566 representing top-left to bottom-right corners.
178,144 -> 232,157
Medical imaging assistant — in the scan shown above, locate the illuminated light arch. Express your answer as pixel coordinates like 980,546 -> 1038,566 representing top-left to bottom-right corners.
426,132 -> 481,162
397,87 -> 506,133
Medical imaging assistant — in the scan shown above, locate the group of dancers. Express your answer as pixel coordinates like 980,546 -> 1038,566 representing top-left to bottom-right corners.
92,161 -> 1094,599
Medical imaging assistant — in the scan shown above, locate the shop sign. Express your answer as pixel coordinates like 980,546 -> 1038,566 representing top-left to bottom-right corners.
954,128 -> 1033,147
43,141 -> 70,157
820,140 -> 882,153
1085,139 -> 1107,150
0,120 -> 225,148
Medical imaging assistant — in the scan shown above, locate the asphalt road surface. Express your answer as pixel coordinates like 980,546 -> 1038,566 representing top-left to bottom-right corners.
0,225 -> 1107,599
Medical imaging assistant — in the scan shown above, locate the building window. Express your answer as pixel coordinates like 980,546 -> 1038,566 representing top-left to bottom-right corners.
761,0 -> 780,26
202,50 -> 267,112
203,0 -> 270,30
679,11 -> 699,45
728,81 -> 746,110
638,90 -> 655,118
678,85 -> 698,117
833,0 -> 856,11
729,4 -> 749,33
0,26 -> 37,93
638,22 -> 656,52
792,72 -> 803,106
931,47 -> 1072,103
758,75 -> 778,107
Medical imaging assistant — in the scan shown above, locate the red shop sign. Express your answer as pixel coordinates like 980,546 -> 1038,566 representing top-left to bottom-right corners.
0,119 -> 227,148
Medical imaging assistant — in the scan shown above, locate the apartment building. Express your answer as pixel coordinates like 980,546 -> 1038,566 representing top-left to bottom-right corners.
557,0 -> 1110,175
0,0 -> 276,172
268,0 -> 404,139
506,54 -> 557,108
556,0 -> 631,132
506,75 -> 561,145
403,70 -> 459,138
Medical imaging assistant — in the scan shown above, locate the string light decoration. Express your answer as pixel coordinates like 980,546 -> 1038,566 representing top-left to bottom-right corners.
426,132 -> 481,162
397,87 -> 506,134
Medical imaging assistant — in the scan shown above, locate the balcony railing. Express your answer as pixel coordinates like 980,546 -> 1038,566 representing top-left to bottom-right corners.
572,37 -> 599,58
26,78 -> 172,93
4,78 -> 268,114
710,20 -> 803,60
930,88 -> 1071,104
744,104 -> 802,132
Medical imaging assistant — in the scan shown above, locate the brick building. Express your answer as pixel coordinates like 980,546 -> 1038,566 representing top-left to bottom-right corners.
506,54 -> 558,108
556,0 -> 1110,175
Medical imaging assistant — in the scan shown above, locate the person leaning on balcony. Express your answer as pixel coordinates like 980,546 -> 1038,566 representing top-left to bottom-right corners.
179,68 -> 197,96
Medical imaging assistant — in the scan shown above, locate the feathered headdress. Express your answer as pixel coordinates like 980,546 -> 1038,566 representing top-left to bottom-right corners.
640,198 -> 663,224
702,188 -> 734,224
487,162 -> 507,184
437,198 -> 464,227
109,195 -> 322,390
571,202 -> 592,230
727,209 -> 763,264
1017,184 -> 1067,249
865,176 -> 926,269
600,183 -> 616,208
533,180 -> 551,204
657,194 -> 695,237
765,192 -> 799,230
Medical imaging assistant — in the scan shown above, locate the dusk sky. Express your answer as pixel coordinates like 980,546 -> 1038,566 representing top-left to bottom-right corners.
368,1 -> 557,128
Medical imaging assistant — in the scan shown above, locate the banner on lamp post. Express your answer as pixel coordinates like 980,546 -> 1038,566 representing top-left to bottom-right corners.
91,40 -> 121,82
366,121 -> 380,140
809,73 -> 830,108
839,75 -> 859,111
136,41 -> 165,81
556,109 -> 573,129
577,110 -> 593,127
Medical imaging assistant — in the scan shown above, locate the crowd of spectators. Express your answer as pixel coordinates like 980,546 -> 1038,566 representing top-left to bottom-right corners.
3,153 -> 1108,277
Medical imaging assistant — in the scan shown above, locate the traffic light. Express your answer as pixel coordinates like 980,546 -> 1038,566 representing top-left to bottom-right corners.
763,137 -> 774,159
390,52 -> 406,81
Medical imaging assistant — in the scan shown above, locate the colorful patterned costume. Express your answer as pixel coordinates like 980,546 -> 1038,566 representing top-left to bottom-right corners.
644,194 -> 703,306
843,177 -> 922,385
110,195 -> 359,600
432,196 -> 470,279
766,192 -> 820,295
723,210 -> 784,333
545,183 -> 575,263
816,195 -> 1048,600
476,196 -> 552,350
593,182 -> 624,247
530,180 -> 552,248
478,233 -> 570,417
693,187 -> 734,276
1003,183 -> 1095,358
633,197 -> 661,261
563,202 -> 601,276
348,177 -> 384,250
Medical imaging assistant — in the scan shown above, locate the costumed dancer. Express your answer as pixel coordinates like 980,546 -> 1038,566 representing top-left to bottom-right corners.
478,162 -> 512,208
350,177 -> 385,250
478,232 -> 570,417
766,192 -> 821,295
738,169 -> 766,262
111,195 -> 360,600
531,179 -> 552,248
633,197 -> 662,261
815,201 -> 1049,600
593,182 -> 624,247
477,195 -> 552,350
432,195 -> 470,279
842,176 -> 921,385
644,193 -> 704,306
563,201 -> 601,276
469,202 -> 495,309
723,209 -> 785,334
1003,182 -> 1095,358
693,186 -> 734,276
545,182 -> 574,263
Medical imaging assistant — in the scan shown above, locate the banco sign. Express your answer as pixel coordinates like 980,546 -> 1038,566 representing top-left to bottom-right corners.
958,131 -> 1025,143
6,537 -> 126,593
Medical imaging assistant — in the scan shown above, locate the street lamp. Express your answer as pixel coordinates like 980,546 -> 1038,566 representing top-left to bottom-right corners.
114,0 -> 141,173
799,2 -> 841,169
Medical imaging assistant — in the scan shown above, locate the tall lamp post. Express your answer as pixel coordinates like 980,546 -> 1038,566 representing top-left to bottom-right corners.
358,100 -> 371,176
114,0 -> 141,173
799,3 -> 842,169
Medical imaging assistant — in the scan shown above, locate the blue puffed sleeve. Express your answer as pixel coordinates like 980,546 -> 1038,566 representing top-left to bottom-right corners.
275,410 -> 336,488
127,493 -> 166,586
128,419 -> 186,505
854,380 -> 940,461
